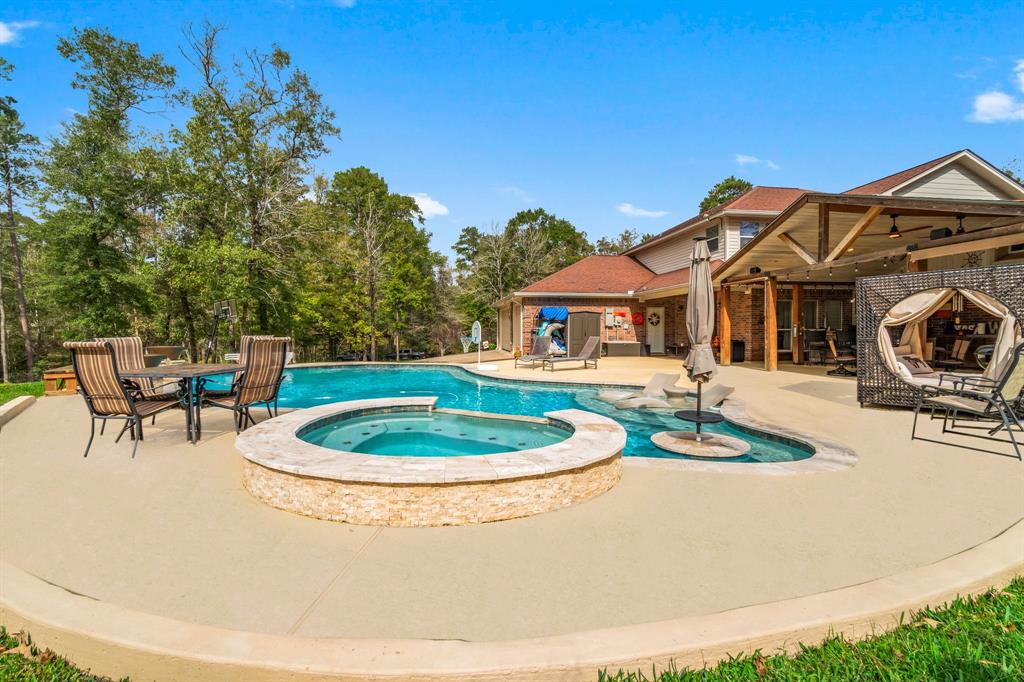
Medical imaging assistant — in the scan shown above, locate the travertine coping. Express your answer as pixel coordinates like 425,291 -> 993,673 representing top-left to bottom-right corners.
235,397 -> 626,525
2,519 -> 1021,681
235,397 -> 624,484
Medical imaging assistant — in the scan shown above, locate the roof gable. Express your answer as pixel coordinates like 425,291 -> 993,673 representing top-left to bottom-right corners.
844,149 -> 1024,199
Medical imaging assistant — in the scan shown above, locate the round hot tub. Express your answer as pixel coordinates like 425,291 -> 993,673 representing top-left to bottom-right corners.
235,397 -> 625,526
298,409 -> 571,456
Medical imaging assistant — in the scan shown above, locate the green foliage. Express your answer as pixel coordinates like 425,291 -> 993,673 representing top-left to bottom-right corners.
699,176 -> 752,213
1003,159 -> 1022,185
600,577 -> 1024,681
454,208 -> 591,326
594,228 -> 653,255
0,380 -> 42,404
36,28 -> 175,341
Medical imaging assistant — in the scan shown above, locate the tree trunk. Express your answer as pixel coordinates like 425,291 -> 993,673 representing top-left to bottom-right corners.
0,242 -> 8,383
3,163 -> 32,372
368,282 -> 378,361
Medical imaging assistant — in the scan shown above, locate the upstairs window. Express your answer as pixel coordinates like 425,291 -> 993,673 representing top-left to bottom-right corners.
705,224 -> 720,253
739,221 -> 762,248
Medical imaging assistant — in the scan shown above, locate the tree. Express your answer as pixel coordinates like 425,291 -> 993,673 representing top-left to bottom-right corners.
593,228 -> 653,255
0,61 -> 41,374
174,23 -> 339,334
326,167 -> 424,360
1003,158 -> 1022,185
699,176 -> 752,212
453,208 -> 590,327
36,28 -> 176,340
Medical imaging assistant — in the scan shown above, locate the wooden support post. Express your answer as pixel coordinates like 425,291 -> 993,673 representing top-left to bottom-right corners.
765,278 -> 778,372
817,203 -> 830,262
791,283 -> 804,364
719,286 -> 732,365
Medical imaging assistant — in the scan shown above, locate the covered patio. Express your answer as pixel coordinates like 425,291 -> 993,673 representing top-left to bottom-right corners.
713,194 -> 1024,372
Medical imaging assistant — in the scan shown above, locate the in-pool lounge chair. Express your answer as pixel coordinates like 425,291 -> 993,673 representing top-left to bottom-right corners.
912,340 -> 1024,459
597,373 -> 680,408
541,336 -> 600,371
65,341 -> 181,458
515,336 -> 551,369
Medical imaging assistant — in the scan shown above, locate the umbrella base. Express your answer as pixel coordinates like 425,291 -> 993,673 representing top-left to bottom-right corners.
650,431 -> 751,458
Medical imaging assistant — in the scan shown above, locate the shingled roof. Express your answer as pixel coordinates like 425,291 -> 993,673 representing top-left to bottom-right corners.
518,255 -> 654,294
843,150 -> 962,195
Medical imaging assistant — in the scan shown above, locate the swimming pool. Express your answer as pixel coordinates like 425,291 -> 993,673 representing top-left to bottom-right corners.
276,365 -> 812,463
298,409 -> 571,456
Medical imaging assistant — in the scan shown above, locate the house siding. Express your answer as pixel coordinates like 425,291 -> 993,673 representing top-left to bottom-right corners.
896,164 -> 1011,200
633,220 -> 727,274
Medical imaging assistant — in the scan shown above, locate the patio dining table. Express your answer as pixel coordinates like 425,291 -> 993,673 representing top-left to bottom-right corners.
120,363 -> 239,444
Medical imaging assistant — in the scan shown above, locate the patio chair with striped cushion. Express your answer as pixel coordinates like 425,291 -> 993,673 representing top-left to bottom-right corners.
95,336 -> 178,399
65,341 -> 181,458
197,336 -> 290,433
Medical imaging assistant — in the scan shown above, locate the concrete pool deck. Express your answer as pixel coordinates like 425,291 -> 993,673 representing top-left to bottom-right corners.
2,357 -> 1023,679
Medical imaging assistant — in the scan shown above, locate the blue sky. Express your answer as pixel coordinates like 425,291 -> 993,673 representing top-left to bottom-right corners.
2,1 -> 1022,258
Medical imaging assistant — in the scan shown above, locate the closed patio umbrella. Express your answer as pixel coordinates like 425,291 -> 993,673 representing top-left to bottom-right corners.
682,237 -> 717,439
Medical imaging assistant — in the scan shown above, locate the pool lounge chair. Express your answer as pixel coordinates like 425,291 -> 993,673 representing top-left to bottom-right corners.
912,340 -> 1024,459
65,341 -> 181,458
515,336 -> 552,369
597,373 -> 680,407
542,336 -> 600,371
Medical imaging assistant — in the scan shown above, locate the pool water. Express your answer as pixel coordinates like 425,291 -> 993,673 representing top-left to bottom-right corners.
299,410 -> 570,456
274,365 -> 812,463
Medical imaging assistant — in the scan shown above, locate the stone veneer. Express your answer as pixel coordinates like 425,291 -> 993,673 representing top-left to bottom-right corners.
235,397 -> 625,527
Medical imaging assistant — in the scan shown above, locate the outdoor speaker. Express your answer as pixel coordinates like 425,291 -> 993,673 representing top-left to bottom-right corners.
930,227 -> 952,240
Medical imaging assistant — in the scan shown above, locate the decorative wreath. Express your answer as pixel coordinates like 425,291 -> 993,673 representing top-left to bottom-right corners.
631,312 -> 644,326
647,312 -> 662,327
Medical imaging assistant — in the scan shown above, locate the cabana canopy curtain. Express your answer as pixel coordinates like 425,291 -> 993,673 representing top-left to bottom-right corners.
876,287 -> 1020,383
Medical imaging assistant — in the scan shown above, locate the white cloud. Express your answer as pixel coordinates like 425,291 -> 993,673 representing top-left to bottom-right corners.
410,193 -> 449,219
332,0 -> 356,7
616,202 -> 668,218
967,59 -> 1024,123
735,153 -> 780,170
969,91 -> 1024,123
499,185 -> 535,203
0,20 -> 40,45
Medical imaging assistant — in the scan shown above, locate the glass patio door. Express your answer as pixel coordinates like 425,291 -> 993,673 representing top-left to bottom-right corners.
777,300 -> 793,351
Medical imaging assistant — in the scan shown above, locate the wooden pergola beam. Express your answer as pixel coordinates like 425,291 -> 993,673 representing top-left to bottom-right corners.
817,204 -> 830,261
803,193 -> 1024,217
908,231 -> 1024,262
722,221 -> 1024,283
777,232 -> 817,265
825,205 -> 884,262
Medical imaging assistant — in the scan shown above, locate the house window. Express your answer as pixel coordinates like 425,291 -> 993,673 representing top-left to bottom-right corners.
739,221 -> 762,248
1009,244 -> 1024,254
705,224 -> 720,253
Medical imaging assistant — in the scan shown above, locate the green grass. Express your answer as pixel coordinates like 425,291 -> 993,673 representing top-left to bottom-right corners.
0,628 -> 123,681
600,577 -> 1024,682
0,381 -> 44,406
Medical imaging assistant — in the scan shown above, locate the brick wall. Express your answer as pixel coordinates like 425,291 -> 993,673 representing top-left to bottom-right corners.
642,295 -> 688,350
520,297 -> 646,351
